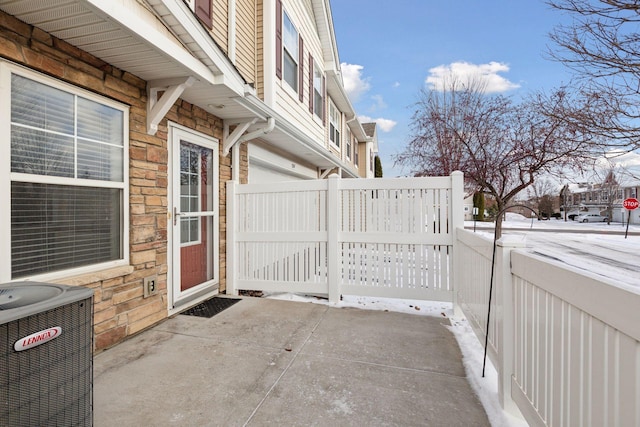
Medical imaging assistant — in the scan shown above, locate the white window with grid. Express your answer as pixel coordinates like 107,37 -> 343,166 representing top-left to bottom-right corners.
313,61 -> 323,119
282,11 -> 299,93
0,62 -> 129,281
329,100 -> 340,148
354,141 -> 359,167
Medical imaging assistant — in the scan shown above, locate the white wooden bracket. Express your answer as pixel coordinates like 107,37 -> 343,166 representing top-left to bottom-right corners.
320,168 -> 335,179
222,118 -> 258,156
147,76 -> 196,135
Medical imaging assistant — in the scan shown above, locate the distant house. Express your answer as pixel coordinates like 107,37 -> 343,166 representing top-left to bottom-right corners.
564,178 -> 640,224
360,122 -> 379,178
0,0 -> 374,351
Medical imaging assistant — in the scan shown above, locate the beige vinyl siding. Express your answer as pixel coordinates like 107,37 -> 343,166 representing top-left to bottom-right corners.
275,0 -> 324,147
235,0 -> 256,84
358,142 -> 367,176
212,0 -> 229,54
256,0 -> 264,99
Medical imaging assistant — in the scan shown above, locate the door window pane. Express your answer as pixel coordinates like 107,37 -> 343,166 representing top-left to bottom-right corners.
179,142 -> 214,246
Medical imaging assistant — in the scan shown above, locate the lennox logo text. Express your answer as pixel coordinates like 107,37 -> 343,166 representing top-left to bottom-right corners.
14,327 -> 62,352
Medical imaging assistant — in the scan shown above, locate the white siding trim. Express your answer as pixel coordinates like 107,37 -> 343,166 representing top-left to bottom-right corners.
263,0 -> 276,106
228,0 -> 236,63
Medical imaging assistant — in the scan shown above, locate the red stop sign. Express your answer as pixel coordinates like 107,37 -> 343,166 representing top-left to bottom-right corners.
623,198 -> 639,210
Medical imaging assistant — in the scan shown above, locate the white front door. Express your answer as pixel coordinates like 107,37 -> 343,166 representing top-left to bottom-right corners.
170,125 -> 219,310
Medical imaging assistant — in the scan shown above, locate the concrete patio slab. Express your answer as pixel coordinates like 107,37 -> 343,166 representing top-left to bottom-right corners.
94,297 -> 490,426
301,306 -> 465,375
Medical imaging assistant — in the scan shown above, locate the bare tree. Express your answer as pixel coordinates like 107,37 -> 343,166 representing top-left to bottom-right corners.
548,0 -> 640,149
527,178 -> 557,218
590,157 -> 638,223
599,170 -> 620,224
396,80 -> 599,237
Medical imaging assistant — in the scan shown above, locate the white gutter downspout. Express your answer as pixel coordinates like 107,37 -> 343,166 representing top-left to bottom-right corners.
230,117 -> 275,181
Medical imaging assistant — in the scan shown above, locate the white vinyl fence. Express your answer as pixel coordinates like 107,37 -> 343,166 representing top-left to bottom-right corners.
227,172 -> 464,302
456,228 -> 640,426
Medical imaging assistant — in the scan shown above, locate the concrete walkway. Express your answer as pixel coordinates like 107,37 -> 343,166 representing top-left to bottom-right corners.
94,297 -> 490,426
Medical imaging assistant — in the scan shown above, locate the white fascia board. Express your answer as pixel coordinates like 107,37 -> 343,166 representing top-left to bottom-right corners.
347,119 -> 367,141
312,0 -> 340,71
326,70 -> 354,118
84,0 -> 216,84
158,0 -> 245,95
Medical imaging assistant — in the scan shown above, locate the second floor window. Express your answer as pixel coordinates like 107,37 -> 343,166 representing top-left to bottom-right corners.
346,128 -> 352,160
313,61 -> 324,119
282,12 -> 298,92
329,101 -> 340,148
354,141 -> 359,167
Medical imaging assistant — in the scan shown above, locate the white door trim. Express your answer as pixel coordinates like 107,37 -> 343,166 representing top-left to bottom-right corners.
167,122 -> 220,314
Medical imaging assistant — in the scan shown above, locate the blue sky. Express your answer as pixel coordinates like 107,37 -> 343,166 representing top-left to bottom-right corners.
331,1 -> 576,177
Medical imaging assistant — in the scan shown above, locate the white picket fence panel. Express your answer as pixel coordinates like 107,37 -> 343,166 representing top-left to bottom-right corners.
456,228 -> 640,426
227,173 -> 464,302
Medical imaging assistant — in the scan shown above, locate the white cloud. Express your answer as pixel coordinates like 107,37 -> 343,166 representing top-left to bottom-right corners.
393,82 -> 400,88
426,61 -> 520,93
370,94 -> 387,111
341,63 -> 371,102
359,115 -> 397,133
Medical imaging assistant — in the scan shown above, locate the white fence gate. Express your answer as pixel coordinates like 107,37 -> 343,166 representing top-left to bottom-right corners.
227,172 -> 464,302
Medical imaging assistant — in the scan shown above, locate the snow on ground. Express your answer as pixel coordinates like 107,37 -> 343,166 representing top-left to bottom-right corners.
468,214 -> 640,292
265,293 -> 526,427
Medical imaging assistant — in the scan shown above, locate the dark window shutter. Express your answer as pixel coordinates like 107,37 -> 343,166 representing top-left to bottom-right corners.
298,35 -> 304,102
322,76 -> 326,125
275,0 -> 282,80
309,53 -> 314,113
195,0 -> 212,29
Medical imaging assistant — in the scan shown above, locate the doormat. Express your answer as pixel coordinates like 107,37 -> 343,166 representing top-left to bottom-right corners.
181,297 -> 241,318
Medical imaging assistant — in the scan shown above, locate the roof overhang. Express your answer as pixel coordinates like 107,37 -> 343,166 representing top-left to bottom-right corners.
326,69 -> 354,119
236,95 -> 358,177
312,0 -> 340,77
0,0 -> 255,120
0,0 -> 357,176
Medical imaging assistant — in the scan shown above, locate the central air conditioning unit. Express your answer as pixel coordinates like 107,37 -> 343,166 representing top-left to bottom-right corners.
0,282 -> 94,426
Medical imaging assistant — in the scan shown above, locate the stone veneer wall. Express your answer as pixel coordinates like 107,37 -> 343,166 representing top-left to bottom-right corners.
0,11 -> 247,351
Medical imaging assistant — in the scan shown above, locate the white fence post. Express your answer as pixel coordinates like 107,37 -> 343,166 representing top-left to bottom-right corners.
226,180 -> 238,296
496,235 -> 526,417
327,174 -> 340,302
450,171 -> 464,316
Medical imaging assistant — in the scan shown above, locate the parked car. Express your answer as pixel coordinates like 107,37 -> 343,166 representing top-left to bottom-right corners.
576,213 -> 608,223
566,210 -> 582,220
